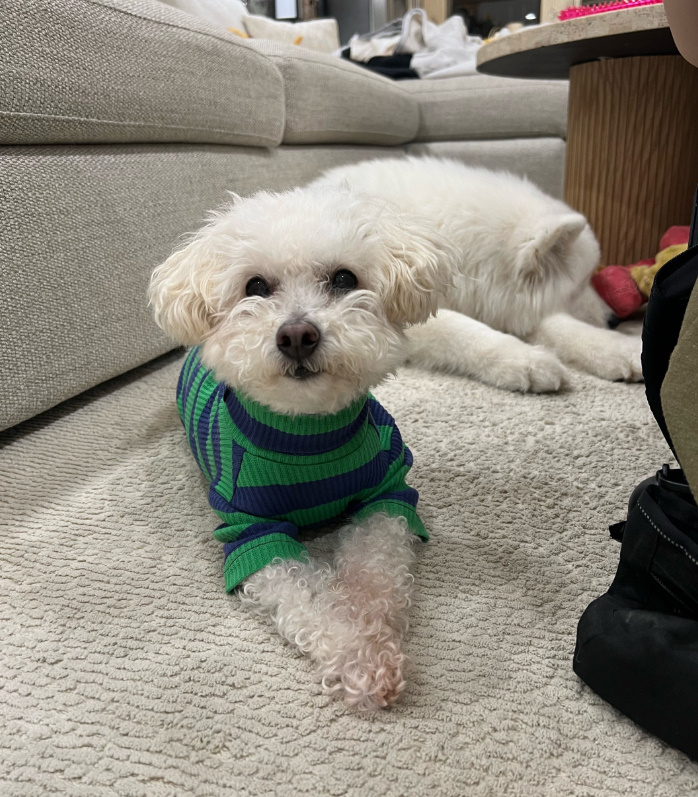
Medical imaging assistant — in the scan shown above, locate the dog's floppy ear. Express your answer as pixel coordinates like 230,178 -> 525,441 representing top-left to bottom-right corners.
370,208 -> 457,326
516,213 -> 587,278
148,230 -> 222,345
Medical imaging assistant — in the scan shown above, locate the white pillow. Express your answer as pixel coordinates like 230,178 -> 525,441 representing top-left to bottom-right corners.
244,15 -> 340,53
159,0 -> 248,31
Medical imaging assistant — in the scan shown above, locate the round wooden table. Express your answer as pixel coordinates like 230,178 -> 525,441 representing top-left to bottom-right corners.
477,5 -> 698,266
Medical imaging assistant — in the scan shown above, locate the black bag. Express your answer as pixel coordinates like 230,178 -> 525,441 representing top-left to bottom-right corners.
573,241 -> 698,761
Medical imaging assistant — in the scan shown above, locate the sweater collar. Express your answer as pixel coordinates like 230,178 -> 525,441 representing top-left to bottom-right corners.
223,389 -> 370,456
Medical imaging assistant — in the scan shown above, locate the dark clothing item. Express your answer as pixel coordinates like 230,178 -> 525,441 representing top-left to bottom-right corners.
642,245 -> 698,454
176,347 -> 426,592
340,48 -> 419,80
574,474 -> 698,761
575,242 -> 698,761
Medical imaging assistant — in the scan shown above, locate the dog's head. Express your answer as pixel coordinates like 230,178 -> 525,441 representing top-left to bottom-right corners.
149,186 -> 456,415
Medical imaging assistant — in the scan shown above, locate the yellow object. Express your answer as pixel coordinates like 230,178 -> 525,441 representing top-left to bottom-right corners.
655,243 -> 688,268
630,242 -> 688,298
630,262 -> 661,299
228,26 -> 303,45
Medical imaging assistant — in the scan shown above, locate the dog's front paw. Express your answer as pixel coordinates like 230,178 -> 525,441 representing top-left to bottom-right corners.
488,344 -> 570,393
319,641 -> 408,710
585,334 -> 643,382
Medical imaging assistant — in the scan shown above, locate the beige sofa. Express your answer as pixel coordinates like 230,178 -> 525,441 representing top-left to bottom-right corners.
0,0 -> 568,431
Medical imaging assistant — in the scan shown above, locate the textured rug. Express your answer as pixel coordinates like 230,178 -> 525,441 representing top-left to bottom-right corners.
2,349 -> 697,797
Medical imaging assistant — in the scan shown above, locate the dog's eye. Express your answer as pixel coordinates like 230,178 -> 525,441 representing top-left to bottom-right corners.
331,269 -> 358,293
245,277 -> 271,298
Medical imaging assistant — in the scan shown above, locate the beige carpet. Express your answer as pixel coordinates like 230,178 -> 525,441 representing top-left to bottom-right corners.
2,349 -> 697,796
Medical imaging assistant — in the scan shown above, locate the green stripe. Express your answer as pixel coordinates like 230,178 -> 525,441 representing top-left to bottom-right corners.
212,511 -> 271,541
213,501 -> 353,531
223,534 -> 308,592
185,369 -> 213,481
205,392 -> 219,484
183,368 -> 206,430
177,347 -> 199,419
354,500 -> 428,539
235,425 -> 380,487
377,424 -> 393,451
285,497 -> 355,528
180,347 -> 199,402
214,395 -> 236,503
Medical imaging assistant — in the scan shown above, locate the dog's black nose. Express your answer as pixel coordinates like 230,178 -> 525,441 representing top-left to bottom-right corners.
276,321 -> 320,361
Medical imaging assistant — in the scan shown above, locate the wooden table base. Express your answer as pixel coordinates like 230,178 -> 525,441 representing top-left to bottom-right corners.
564,55 -> 698,266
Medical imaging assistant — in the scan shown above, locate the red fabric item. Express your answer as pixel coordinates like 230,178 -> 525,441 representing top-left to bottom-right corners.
591,226 -> 689,317
659,226 -> 690,251
591,265 -> 644,319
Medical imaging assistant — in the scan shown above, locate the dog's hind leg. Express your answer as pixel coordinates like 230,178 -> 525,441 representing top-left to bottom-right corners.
406,309 -> 569,393
531,312 -> 643,382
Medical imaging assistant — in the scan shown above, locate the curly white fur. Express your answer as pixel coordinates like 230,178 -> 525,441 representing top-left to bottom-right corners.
239,514 -> 417,709
149,185 -> 456,414
314,157 -> 643,392
148,183 -> 455,708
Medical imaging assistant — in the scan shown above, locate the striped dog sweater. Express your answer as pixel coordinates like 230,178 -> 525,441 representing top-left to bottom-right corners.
177,346 -> 428,591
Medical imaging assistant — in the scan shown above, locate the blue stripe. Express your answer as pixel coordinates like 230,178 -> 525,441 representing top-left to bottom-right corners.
231,450 -> 389,516
223,522 -> 299,558
368,397 -> 395,428
223,389 -> 369,455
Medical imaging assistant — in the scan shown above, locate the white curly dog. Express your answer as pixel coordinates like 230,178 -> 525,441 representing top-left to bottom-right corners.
149,185 -> 457,709
314,156 -> 642,393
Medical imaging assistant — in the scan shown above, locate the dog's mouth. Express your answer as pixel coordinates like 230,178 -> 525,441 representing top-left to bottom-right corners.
287,364 -> 321,380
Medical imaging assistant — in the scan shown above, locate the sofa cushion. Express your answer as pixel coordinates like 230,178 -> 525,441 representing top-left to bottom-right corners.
244,15 -> 341,54
158,0 -> 248,30
402,75 -> 569,142
249,40 -> 419,146
0,0 -> 284,147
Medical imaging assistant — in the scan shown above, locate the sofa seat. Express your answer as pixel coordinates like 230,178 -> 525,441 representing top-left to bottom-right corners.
249,40 -> 419,146
0,0 -> 284,147
402,74 -> 568,142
